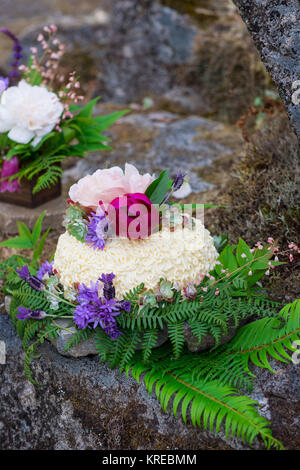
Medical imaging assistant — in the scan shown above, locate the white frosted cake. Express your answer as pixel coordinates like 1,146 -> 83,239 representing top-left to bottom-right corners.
53,164 -> 218,297
54,218 -> 218,298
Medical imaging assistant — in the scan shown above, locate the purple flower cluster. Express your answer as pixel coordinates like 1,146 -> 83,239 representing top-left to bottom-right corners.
16,265 -> 45,291
0,28 -> 23,83
73,273 -> 131,339
36,261 -> 54,280
17,307 -> 47,320
85,210 -> 108,251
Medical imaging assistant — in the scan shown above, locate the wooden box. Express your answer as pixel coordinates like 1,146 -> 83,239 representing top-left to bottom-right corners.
0,177 -> 61,208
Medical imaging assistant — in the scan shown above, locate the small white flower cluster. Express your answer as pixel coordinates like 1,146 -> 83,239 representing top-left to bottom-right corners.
53,219 -> 218,298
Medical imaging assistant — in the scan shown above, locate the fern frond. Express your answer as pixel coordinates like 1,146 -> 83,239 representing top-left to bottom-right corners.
168,322 -> 185,358
64,327 -> 94,352
126,360 -> 283,449
225,299 -> 300,373
142,329 -> 159,362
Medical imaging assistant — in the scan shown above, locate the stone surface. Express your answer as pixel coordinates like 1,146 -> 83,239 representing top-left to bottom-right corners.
0,0 -> 266,124
183,318 -> 250,352
63,111 -> 239,193
48,318 -> 169,358
233,0 -> 300,139
1,309 -> 300,450
0,196 -> 67,235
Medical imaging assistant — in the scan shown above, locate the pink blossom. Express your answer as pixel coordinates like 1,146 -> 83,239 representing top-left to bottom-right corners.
267,237 -> 274,244
69,164 -> 154,209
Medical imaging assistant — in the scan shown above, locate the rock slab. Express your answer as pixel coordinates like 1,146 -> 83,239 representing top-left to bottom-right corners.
0,196 -> 67,234
1,311 -> 300,450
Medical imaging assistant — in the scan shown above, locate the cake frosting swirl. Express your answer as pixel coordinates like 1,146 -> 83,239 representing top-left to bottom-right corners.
53,218 -> 218,298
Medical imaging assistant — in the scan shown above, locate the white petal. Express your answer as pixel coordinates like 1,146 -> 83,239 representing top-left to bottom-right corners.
173,182 -> 192,199
8,127 -> 34,144
31,135 -> 42,147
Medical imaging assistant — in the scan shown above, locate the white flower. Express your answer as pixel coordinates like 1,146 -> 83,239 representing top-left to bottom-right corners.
0,80 -> 63,146
173,181 -> 192,199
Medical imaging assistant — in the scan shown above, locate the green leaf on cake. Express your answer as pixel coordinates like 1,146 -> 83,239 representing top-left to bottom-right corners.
145,169 -> 172,204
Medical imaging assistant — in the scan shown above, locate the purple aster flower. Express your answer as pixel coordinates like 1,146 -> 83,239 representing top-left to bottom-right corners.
0,76 -> 9,94
0,156 -> 21,193
16,265 -> 45,291
172,171 -> 186,192
85,211 -> 108,251
17,306 -> 47,320
1,28 -> 23,83
73,303 -> 97,329
36,261 -> 54,280
77,281 -> 101,305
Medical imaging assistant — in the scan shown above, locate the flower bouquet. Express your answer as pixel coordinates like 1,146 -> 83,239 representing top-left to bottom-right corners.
0,26 -> 127,207
2,162 -> 300,449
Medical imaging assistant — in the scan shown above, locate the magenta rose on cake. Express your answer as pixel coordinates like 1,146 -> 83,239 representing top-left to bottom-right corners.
109,192 -> 159,239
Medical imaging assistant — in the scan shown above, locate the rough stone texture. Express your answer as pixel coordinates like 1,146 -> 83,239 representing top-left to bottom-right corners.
18,0 -> 199,104
0,196 -> 67,235
48,318 -> 169,358
1,309 -> 300,450
63,111 -> 240,193
233,0 -> 300,139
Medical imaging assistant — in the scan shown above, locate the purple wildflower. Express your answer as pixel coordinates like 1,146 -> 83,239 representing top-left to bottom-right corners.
36,261 -> 54,280
0,156 -> 21,193
16,265 -> 30,280
73,295 -> 121,334
0,77 -> 9,94
99,272 -> 116,300
118,301 -> 131,312
172,171 -> 186,192
74,278 -> 123,339
17,306 -> 47,320
85,210 -> 108,251
0,28 -> 23,83
99,273 -> 115,284
103,321 -> 122,340
16,265 -> 45,291
77,281 -> 101,305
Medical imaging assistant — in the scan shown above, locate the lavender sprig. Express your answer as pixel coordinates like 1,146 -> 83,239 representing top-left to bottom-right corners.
0,28 -> 23,83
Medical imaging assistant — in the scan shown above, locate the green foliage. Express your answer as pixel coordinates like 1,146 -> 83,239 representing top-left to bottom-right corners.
4,231 -> 298,449
0,212 -> 51,285
145,170 -> 172,204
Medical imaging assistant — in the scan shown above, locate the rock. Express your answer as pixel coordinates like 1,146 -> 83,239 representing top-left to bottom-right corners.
3,299 -> 169,357
63,112 -> 238,193
49,319 -> 98,358
183,318 -> 250,352
0,196 -> 67,235
233,0 -> 300,139
0,1 -> 266,124
1,308 -> 300,449
49,319 -> 169,358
